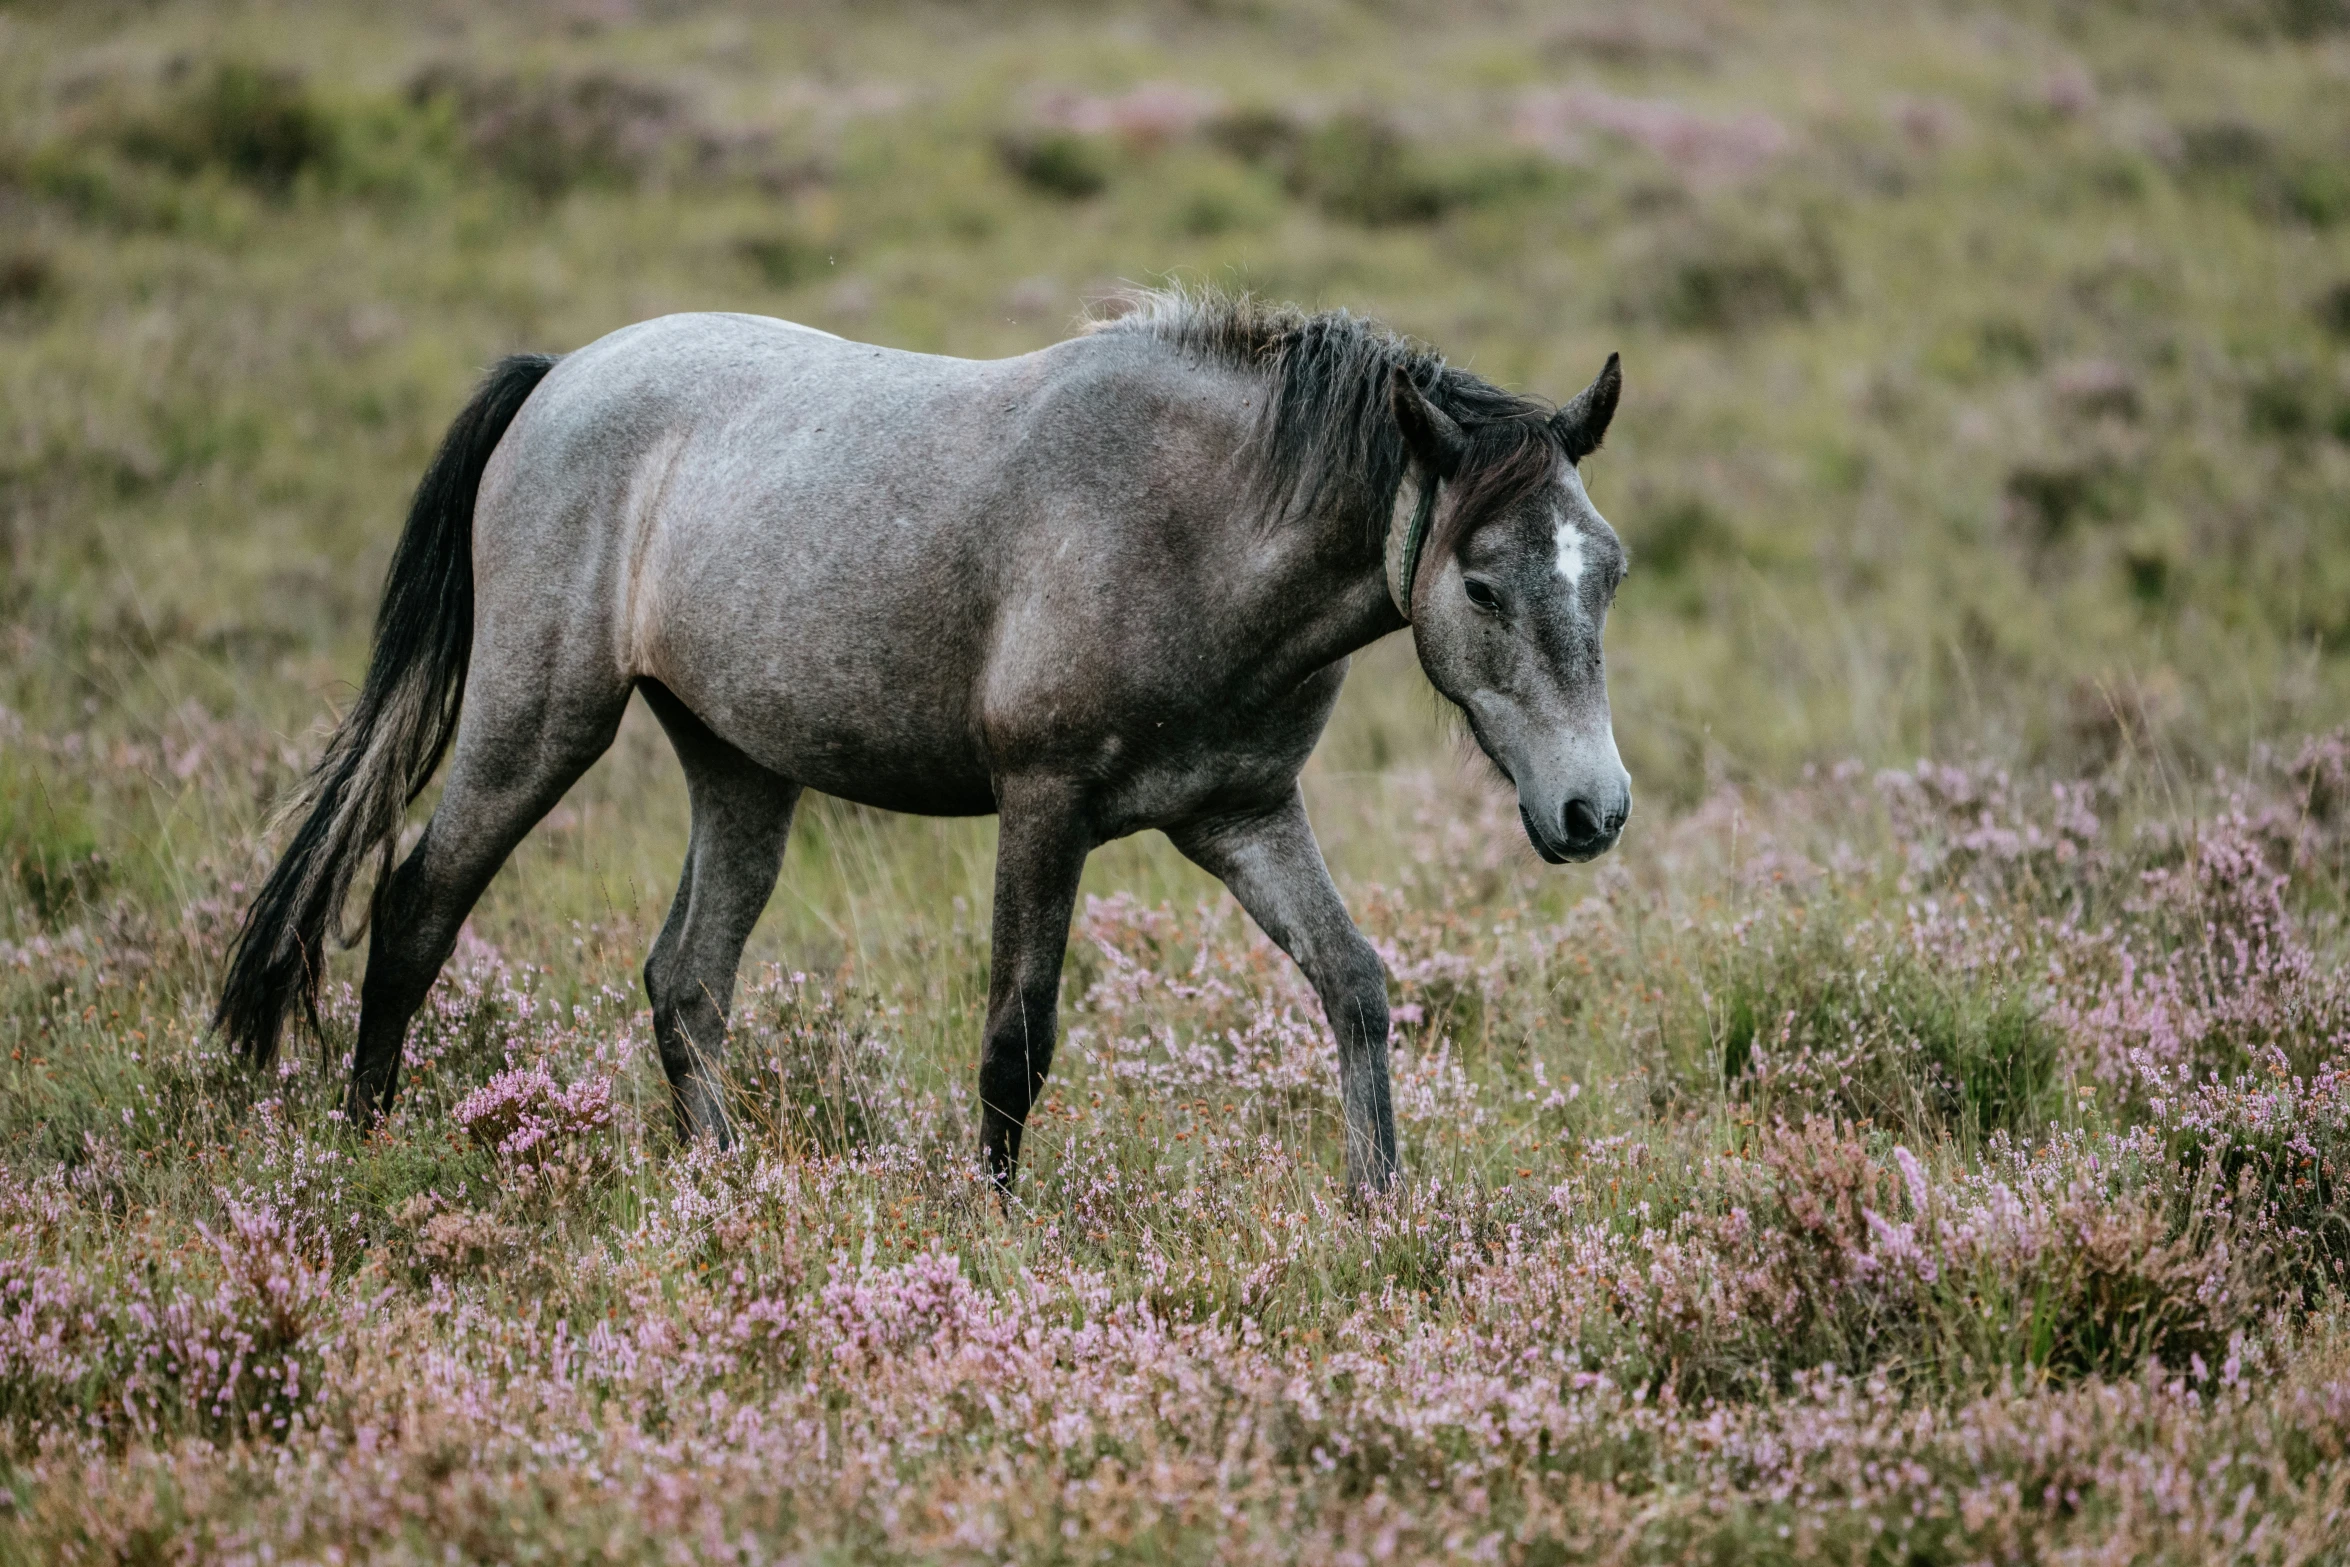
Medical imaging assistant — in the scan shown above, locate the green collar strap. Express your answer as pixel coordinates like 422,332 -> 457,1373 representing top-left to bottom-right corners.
1383,469 -> 1440,622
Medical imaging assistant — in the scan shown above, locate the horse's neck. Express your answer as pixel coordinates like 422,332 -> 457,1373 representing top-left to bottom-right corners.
1126,340 -> 1409,676
1235,494 -> 1410,685
1330,500 -> 1413,651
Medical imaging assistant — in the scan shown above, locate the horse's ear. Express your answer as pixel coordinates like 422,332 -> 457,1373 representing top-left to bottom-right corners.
1551,352 -> 1622,463
1391,367 -> 1466,479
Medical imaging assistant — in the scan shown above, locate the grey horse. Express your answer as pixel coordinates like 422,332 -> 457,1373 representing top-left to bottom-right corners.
216,290 -> 1631,1193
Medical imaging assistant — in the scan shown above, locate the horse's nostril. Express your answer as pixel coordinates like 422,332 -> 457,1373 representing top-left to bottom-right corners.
1564,797 -> 1604,843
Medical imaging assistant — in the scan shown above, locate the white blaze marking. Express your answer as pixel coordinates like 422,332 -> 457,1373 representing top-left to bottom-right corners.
1554,513 -> 1587,590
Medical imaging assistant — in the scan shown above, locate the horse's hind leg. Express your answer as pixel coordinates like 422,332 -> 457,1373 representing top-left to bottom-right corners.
639,681 -> 799,1144
349,675 -> 630,1122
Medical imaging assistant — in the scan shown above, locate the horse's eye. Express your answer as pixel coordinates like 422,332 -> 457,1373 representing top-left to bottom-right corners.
1463,578 -> 1502,614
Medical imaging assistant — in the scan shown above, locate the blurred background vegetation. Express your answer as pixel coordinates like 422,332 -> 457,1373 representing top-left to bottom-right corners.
2,0 -> 2348,968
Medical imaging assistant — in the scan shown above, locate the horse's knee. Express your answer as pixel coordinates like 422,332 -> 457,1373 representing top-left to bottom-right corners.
989,969 -> 1059,1063
642,949 -> 674,1020
978,1031 -> 1050,1119
641,949 -> 707,1063
1315,935 -> 1389,1052
1331,933 -> 1384,1001
651,998 -> 717,1075
643,950 -> 679,1024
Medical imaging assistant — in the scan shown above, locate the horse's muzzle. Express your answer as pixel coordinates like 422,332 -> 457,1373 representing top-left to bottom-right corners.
1521,791 -> 1628,865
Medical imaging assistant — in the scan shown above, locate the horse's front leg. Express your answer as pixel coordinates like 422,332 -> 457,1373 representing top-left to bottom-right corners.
978,778 -> 1094,1191
1171,788 -> 1398,1194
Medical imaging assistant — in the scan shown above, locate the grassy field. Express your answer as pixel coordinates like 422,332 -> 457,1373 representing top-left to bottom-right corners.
6,0 -> 2350,1559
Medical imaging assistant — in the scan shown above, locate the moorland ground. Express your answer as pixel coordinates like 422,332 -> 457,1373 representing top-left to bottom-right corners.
5,0 -> 2350,1560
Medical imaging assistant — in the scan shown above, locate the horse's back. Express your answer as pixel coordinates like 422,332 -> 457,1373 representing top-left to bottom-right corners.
469,313 -> 1059,811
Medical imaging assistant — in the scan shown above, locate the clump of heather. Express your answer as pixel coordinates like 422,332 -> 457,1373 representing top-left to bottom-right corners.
1876,757 -> 2110,904
452,1059 -> 617,1199
2151,1056 -> 2350,1303
0,1191 -> 332,1445
2056,811 -> 2350,1098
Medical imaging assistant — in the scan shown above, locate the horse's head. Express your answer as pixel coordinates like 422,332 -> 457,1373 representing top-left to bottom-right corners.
1390,355 -> 1632,864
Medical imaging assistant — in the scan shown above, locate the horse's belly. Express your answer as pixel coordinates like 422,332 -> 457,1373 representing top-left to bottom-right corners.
654,650 -> 996,816
789,741 -> 998,817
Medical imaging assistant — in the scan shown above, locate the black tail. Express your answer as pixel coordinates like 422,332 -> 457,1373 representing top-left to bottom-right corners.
216,353 -> 559,1069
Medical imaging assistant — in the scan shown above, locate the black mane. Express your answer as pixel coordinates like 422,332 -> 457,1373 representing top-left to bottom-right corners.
1092,287 -> 1568,554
